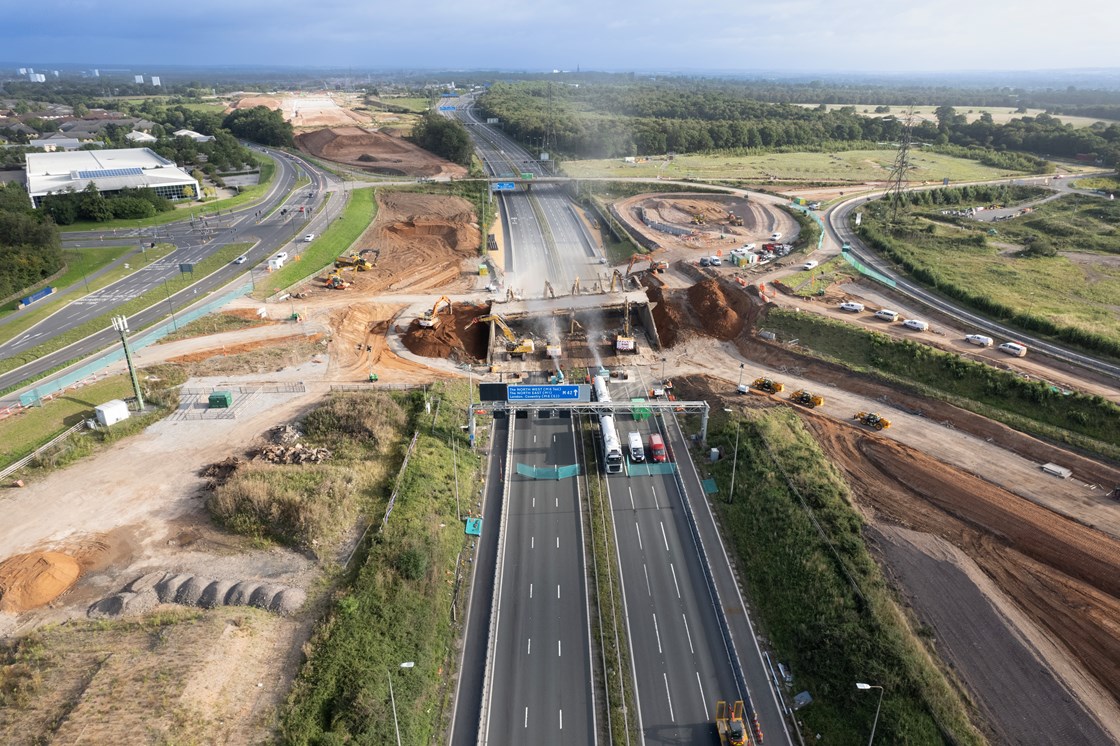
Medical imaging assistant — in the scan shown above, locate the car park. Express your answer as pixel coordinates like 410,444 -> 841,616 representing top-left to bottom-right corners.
965,334 -> 994,347
839,301 -> 864,312
998,341 -> 1028,357
802,260 -> 819,270
874,309 -> 899,322
902,318 -> 929,331
233,254 -> 248,264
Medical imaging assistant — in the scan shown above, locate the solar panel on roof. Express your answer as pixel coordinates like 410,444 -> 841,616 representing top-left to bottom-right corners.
74,167 -> 145,179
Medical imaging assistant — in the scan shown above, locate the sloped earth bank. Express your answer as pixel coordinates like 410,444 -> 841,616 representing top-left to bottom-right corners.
401,303 -> 489,362
806,417 -> 1120,743
296,126 -> 466,178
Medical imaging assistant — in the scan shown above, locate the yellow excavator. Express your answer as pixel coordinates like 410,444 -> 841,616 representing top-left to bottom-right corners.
335,254 -> 373,271
751,377 -> 784,394
468,314 -> 535,358
789,389 -> 825,408
418,295 -> 453,328
855,411 -> 891,430
625,253 -> 670,275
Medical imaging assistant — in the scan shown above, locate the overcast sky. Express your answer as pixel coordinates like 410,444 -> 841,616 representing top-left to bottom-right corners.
5,0 -> 1119,73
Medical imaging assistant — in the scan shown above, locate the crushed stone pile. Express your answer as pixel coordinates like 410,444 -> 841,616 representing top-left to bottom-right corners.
200,456 -> 244,490
88,571 -> 306,619
687,278 -> 745,340
0,551 -> 81,612
267,424 -> 302,445
250,443 -> 331,465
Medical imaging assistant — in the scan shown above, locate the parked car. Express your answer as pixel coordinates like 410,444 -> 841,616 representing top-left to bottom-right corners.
802,260 -> 819,270
709,256 -> 722,266
902,318 -> 930,331
839,301 -> 864,312
874,309 -> 899,322
699,257 -> 711,267
965,334 -> 994,347
303,233 -> 315,242
998,341 -> 1028,357
233,255 -> 248,264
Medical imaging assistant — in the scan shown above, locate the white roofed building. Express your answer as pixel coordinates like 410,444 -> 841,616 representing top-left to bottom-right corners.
125,130 -> 157,143
173,129 -> 214,143
25,148 -> 200,208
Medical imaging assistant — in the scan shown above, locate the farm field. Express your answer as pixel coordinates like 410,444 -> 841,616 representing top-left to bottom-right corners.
563,149 -> 1030,184
795,103 -> 1116,129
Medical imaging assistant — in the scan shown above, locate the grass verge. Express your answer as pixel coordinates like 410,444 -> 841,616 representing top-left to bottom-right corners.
763,308 -> 1120,460
252,188 -> 376,299
0,242 -> 251,380
779,256 -> 858,297
156,311 -> 273,344
281,382 -> 485,744
707,408 -> 983,744
1070,176 -> 1120,192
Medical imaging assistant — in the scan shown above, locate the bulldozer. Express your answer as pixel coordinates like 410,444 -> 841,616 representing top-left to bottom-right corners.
418,295 -> 453,328
789,389 -> 825,408
715,700 -> 748,746
751,377 -> 784,394
335,254 -> 373,271
468,314 -> 535,358
324,271 -> 350,290
727,211 -> 743,227
855,411 -> 891,430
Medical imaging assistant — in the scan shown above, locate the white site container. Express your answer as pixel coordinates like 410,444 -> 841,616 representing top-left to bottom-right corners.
94,399 -> 131,427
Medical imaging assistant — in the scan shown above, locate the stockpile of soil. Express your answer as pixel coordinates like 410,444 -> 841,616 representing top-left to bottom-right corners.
0,551 -> 81,612
402,303 -> 488,362
643,279 -> 687,348
688,279 -> 746,340
296,126 -> 466,178
200,457 -> 244,490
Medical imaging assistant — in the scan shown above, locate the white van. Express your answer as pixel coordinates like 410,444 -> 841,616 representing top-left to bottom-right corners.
965,334 -> 994,347
998,341 -> 1028,357
874,309 -> 899,322
709,256 -> 722,266
802,260 -> 819,270
627,432 -> 645,462
902,318 -> 929,331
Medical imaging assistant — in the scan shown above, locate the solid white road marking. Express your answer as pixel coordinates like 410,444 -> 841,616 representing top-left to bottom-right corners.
555,497 -> 558,508
557,584 -> 561,599
682,613 -> 695,654
696,672 -> 709,720
559,709 -> 563,730
661,521 -> 669,552
628,485 -> 636,510
635,523 -> 643,550
651,485 -> 658,509
524,707 -> 529,728
528,637 -> 531,655
556,536 -> 559,549
643,564 -> 652,596
663,673 -> 675,722
558,639 -> 562,657
653,613 -> 662,654
531,536 -> 534,549
670,563 -> 681,599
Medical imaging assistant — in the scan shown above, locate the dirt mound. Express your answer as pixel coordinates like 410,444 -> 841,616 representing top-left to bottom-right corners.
200,457 -> 244,490
296,126 -> 466,178
402,303 -> 489,362
0,551 -> 81,612
688,279 -> 745,339
643,279 -> 687,347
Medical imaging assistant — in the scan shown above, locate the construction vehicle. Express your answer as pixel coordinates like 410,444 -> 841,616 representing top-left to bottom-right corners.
545,338 -> 562,358
608,269 -> 627,293
324,271 -> 350,290
544,280 -> 556,299
335,254 -> 373,271
751,377 -> 784,394
468,314 -> 535,358
626,253 -> 670,275
715,700 -> 748,746
418,295 -> 453,328
571,276 -> 581,295
789,389 -> 825,408
691,213 -> 706,225
855,411 -> 891,430
727,211 -> 743,227
615,298 -> 636,352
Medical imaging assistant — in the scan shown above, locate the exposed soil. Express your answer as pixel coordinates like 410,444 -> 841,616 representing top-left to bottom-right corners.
685,277 -> 764,341
231,93 -> 367,129
401,303 -> 489,362
612,192 -> 798,253
296,126 -> 466,178
642,278 -> 685,347
0,552 -> 80,612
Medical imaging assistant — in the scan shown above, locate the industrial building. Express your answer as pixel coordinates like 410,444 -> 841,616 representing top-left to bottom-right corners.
24,147 -> 200,208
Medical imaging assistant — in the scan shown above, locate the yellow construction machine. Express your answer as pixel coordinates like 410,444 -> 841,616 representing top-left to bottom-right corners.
335,254 -> 373,271
789,389 -> 825,408
751,377 -> 784,394
691,213 -> 706,225
715,700 -> 748,746
855,411 -> 891,430
615,298 -> 636,352
727,211 -> 743,227
468,314 -> 535,358
626,253 -> 670,275
418,295 -> 453,328
324,271 -> 350,290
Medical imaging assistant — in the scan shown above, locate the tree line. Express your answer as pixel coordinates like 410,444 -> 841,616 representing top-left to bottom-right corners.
409,112 -> 473,166
0,183 -> 62,301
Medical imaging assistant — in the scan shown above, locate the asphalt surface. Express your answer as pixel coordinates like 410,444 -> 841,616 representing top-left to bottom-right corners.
0,149 -> 339,398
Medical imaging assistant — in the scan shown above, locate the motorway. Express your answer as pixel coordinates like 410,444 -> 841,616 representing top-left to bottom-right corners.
0,148 -> 337,397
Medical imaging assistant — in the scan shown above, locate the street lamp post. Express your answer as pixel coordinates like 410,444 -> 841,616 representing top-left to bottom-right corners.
723,408 -> 742,505
736,362 -> 745,391
856,683 -> 884,746
389,661 -> 415,746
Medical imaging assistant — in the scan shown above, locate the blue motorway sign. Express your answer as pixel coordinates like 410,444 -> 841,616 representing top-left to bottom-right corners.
507,384 -> 588,402
493,182 -> 516,191
438,106 -> 456,111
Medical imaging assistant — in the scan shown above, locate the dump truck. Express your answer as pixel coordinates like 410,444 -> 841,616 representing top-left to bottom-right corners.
789,389 -> 824,408
715,700 -> 748,746
727,211 -> 743,226
855,411 -> 891,430
751,377 -> 784,394
418,295 -> 453,328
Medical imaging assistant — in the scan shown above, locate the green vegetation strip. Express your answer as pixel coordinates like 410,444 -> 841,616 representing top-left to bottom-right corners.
780,257 -> 857,297
156,312 -> 272,344
709,409 -> 983,744
252,188 -> 376,298
0,242 -> 251,379
579,417 -> 639,744
780,204 -> 821,253
764,309 -> 1120,460
59,153 -> 276,232
280,383 -> 484,744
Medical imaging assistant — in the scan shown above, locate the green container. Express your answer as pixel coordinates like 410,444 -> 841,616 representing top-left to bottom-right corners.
208,391 -> 233,408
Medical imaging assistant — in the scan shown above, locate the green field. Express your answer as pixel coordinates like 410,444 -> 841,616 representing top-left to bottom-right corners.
1,245 -> 132,316
252,188 -> 377,298
378,96 -> 431,113
563,149 -> 1029,184
796,103 -> 1115,129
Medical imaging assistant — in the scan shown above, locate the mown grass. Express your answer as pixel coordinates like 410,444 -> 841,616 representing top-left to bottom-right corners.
763,308 -> 1120,460
1070,176 -> 1120,192
563,149 -> 1029,183
378,96 -> 431,113
780,256 -> 858,297
58,153 -> 276,232
252,188 -> 376,298
0,242 -> 251,379
707,408 -> 983,744
281,382 -> 485,744
156,311 -> 272,344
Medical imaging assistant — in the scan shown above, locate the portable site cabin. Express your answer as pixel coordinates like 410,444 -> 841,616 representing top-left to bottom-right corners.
208,391 -> 233,409
94,399 -> 131,427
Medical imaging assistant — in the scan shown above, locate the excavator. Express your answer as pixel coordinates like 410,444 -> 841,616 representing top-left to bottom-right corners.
418,295 -> 453,328
615,298 -> 636,352
335,254 -> 373,271
467,314 -> 535,358
715,700 -> 748,746
751,377 -> 784,394
625,253 -> 670,275
324,271 -> 350,290
789,389 -> 825,408
544,280 -> 556,299
608,269 -> 628,293
855,411 -> 891,430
